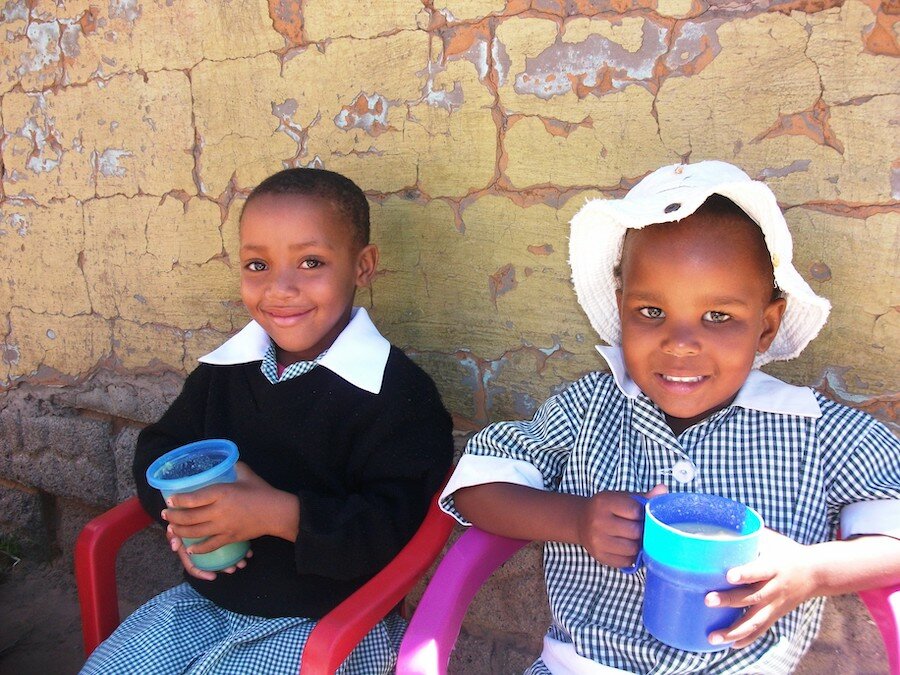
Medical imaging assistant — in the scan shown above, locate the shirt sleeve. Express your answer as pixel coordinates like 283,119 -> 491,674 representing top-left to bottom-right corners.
820,398 -> 900,536
440,372 -> 600,524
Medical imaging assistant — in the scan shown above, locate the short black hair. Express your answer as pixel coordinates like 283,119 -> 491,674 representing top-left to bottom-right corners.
242,168 -> 370,247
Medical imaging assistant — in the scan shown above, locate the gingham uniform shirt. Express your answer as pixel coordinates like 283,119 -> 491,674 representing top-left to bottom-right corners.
442,347 -> 900,674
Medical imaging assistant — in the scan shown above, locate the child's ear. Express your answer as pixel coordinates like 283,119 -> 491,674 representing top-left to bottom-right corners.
355,244 -> 379,288
757,297 -> 787,353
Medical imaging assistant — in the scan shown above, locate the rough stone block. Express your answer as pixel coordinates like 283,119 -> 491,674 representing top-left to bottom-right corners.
0,396 -> 115,505
49,370 -> 185,426
465,542 -> 549,638
795,593 -> 888,673
0,480 -> 51,559
113,426 -> 142,502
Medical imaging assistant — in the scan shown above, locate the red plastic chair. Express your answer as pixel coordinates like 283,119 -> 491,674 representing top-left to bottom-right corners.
396,526 -> 900,675
76,491 -> 455,673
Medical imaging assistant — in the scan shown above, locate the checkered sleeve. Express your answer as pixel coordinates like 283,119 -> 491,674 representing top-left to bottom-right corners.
818,395 -> 900,533
441,372 -> 601,523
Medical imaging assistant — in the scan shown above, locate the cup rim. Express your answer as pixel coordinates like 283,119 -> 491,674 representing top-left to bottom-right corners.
646,493 -> 763,542
146,439 -> 238,492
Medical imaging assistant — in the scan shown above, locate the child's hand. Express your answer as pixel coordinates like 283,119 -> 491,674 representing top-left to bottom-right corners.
577,484 -> 667,567
161,461 -> 301,556
704,528 -> 816,649
164,524 -> 253,581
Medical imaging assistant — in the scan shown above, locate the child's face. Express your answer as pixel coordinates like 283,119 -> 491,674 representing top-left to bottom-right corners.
239,193 -> 378,365
616,215 -> 786,435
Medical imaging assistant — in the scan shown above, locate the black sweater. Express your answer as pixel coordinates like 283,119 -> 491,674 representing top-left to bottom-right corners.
133,347 -> 453,618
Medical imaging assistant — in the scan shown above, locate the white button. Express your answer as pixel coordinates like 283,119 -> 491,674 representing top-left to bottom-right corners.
671,460 -> 696,483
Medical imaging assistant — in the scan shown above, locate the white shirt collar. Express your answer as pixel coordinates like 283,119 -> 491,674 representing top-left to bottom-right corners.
198,307 -> 391,394
596,345 -> 821,418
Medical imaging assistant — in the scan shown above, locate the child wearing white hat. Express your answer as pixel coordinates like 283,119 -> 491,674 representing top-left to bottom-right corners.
440,161 -> 900,673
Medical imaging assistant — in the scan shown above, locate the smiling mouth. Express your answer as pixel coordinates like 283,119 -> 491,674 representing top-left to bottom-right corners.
264,308 -> 311,323
660,374 -> 705,383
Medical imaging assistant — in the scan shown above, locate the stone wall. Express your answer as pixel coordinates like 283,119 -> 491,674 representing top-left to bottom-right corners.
0,0 -> 897,671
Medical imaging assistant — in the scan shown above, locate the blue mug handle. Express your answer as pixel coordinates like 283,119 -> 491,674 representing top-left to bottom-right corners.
621,495 -> 648,575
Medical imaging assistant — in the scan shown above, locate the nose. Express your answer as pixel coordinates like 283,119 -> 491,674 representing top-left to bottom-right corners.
266,268 -> 300,298
661,323 -> 700,357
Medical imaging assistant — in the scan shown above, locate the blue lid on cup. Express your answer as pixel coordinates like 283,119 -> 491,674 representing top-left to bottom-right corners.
146,439 -> 239,493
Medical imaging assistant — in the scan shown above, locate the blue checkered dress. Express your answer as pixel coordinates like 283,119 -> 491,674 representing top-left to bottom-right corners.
443,369 -> 900,674
81,583 -> 406,674
82,347 -> 405,675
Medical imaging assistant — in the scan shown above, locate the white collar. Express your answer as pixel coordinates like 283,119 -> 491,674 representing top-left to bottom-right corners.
596,345 -> 821,418
198,307 -> 391,394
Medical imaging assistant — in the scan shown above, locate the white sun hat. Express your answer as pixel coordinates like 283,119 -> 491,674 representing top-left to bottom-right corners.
569,160 -> 831,368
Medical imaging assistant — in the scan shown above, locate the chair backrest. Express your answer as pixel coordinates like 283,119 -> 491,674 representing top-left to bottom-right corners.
396,526 -> 527,674
859,585 -> 900,675
397,526 -> 900,675
299,492 -> 455,673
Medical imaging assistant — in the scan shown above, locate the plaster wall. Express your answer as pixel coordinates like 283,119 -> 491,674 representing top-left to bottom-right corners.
0,0 -> 897,671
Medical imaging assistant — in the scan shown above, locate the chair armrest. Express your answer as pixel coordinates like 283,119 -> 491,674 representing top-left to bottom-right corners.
75,496 -> 154,656
397,527 -> 528,675
858,585 -> 900,675
839,528 -> 900,674
300,492 -> 455,674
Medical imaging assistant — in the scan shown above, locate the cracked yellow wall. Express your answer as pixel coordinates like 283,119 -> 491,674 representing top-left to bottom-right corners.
1,1 -> 897,670
2,0 -> 896,428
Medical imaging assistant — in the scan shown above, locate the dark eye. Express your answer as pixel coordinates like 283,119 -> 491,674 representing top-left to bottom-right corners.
301,258 -> 323,269
639,307 -> 664,319
703,311 -> 731,323
244,260 -> 267,272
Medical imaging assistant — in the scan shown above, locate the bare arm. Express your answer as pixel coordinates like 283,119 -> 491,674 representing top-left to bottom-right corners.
456,483 -> 586,543
455,482 -> 666,568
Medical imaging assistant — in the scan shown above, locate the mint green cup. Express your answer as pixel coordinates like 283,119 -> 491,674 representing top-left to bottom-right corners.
146,439 -> 250,571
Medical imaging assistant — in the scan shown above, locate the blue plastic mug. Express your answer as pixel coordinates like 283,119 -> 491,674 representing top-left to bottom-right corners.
146,439 -> 250,571
623,492 -> 763,652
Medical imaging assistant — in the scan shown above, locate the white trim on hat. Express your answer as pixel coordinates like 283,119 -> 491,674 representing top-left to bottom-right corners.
569,160 -> 831,367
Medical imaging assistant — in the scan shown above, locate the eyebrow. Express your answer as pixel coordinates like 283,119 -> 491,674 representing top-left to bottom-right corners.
239,240 -> 335,252
625,291 -> 752,308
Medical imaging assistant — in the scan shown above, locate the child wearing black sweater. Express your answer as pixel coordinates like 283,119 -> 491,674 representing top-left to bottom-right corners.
82,168 -> 453,674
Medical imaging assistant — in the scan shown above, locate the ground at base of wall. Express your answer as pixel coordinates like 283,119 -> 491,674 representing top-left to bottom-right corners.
0,559 -> 85,675
0,558 -> 888,674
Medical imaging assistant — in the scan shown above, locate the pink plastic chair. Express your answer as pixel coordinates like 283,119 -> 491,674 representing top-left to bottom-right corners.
76,491 -> 455,674
397,526 -> 900,675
